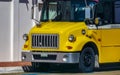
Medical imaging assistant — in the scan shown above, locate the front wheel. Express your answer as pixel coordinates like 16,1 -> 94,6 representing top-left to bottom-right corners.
79,47 -> 95,73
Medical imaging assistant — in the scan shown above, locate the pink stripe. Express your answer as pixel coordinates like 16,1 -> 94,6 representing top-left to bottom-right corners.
93,0 -> 99,2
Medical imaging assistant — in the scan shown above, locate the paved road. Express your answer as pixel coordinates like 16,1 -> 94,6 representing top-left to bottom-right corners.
0,70 -> 120,75
0,64 -> 120,75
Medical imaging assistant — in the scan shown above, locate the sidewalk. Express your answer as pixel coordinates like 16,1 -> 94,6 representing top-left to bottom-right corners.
0,67 -> 23,74
0,61 -> 31,74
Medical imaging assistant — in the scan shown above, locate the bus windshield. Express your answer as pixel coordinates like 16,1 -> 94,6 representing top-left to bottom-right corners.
41,0 -> 96,22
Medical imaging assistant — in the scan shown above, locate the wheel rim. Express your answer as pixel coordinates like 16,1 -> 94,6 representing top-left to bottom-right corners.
83,51 -> 93,67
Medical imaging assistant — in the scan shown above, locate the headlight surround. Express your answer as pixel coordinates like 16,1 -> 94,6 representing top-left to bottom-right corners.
68,35 -> 76,42
23,34 -> 28,41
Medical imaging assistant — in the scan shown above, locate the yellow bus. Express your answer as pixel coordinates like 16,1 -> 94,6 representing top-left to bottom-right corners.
22,0 -> 120,72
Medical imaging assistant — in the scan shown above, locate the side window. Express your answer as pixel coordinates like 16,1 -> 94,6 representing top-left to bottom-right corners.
102,2 -> 114,24
114,1 -> 120,24
95,2 -> 114,24
74,4 -> 85,21
49,2 -> 57,20
94,3 -> 104,21
71,1 -> 86,21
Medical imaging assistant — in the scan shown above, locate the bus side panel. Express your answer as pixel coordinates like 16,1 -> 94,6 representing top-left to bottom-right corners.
100,47 -> 120,63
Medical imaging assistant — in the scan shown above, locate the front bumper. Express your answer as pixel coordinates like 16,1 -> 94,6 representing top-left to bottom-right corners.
22,52 -> 80,63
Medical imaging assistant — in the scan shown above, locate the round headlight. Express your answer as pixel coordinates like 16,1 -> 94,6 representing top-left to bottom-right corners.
23,34 -> 28,41
68,35 -> 76,42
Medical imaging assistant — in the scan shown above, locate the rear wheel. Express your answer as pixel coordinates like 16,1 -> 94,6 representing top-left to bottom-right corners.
22,62 -> 50,72
79,47 -> 95,73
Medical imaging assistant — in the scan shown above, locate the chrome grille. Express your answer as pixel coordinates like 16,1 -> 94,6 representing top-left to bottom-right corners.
32,34 -> 59,48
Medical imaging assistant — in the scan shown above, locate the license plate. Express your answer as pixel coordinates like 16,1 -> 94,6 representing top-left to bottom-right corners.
41,53 -> 48,57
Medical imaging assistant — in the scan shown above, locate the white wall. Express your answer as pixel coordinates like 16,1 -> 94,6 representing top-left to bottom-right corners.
0,1 -> 11,61
0,0 -> 35,62
0,0 -> 43,72
18,0 -> 34,61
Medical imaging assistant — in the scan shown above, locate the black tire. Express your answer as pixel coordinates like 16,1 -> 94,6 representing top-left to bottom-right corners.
22,62 -> 40,72
22,66 -> 34,72
79,47 -> 95,73
22,62 -> 50,72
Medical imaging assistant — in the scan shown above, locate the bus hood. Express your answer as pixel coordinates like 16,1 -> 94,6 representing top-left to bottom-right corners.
31,22 -> 87,33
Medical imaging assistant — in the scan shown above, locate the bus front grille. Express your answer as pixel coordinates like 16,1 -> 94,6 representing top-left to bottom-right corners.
32,34 -> 59,48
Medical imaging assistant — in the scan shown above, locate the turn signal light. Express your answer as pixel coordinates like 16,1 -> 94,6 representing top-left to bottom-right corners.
66,46 -> 73,49
24,45 -> 28,48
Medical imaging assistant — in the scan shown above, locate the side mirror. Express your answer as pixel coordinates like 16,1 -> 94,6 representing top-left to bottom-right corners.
94,17 -> 102,26
84,18 -> 94,25
38,3 -> 43,11
31,0 -> 41,26
85,7 -> 91,19
31,6 -> 34,19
